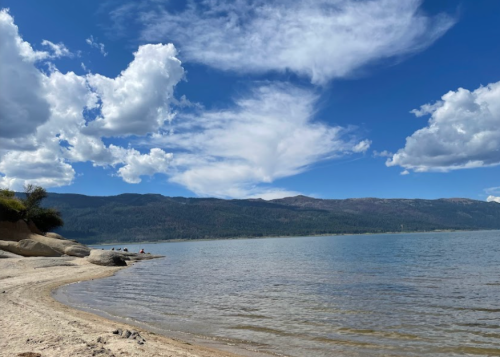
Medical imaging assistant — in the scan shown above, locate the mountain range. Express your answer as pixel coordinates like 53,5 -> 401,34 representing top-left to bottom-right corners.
35,193 -> 500,244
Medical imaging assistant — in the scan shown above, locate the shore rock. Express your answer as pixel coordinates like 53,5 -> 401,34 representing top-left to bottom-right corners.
0,220 -> 91,258
0,250 -> 23,258
45,232 -> 64,240
119,252 -> 165,261
30,235 -> 91,257
0,239 -> 62,257
87,250 -> 127,266
63,245 -> 91,257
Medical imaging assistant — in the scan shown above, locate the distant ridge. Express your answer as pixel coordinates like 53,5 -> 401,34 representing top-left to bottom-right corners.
35,193 -> 500,244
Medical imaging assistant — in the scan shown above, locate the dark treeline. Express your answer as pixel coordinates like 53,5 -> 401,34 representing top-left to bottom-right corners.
30,193 -> 500,244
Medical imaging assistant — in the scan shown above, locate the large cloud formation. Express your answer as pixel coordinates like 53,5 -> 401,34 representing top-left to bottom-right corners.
387,81 -> 500,172
0,9 -> 370,198
135,0 -> 455,84
0,10 -> 180,190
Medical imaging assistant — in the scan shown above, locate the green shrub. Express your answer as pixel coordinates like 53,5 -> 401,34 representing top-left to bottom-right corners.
0,185 -> 63,232
0,190 -> 26,222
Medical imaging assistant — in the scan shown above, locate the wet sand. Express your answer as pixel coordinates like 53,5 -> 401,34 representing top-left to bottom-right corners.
0,256 -> 245,357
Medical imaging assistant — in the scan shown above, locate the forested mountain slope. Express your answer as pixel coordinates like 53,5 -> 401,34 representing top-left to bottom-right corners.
35,193 -> 500,244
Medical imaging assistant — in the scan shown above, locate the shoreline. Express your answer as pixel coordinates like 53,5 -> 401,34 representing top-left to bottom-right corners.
0,256 -> 249,357
90,228 -> 494,246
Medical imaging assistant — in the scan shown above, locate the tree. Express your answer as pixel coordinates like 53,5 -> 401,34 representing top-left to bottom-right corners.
21,184 -> 64,232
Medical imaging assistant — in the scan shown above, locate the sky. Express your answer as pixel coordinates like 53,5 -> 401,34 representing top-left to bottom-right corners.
0,0 -> 499,202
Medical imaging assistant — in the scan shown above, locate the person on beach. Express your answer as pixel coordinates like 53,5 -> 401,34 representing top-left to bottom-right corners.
139,248 -> 145,254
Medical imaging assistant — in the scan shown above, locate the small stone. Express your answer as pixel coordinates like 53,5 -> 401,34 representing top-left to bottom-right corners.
17,353 -> 41,357
137,340 -> 144,345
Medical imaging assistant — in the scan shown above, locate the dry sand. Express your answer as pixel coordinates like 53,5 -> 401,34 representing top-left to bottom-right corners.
0,256 -> 245,357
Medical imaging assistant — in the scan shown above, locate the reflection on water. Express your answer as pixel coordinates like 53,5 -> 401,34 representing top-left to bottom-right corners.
55,231 -> 500,356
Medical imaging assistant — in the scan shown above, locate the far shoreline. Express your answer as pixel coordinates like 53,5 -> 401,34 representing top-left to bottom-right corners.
88,228 -> 497,247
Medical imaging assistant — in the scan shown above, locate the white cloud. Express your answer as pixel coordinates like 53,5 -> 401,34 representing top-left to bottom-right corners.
147,83 -> 370,198
41,39 -> 72,58
0,9 -> 51,138
485,186 -> 500,195
137,0 -> 455,84
0,9 -> 370,198
84,43 -> 184,137
86,35 -> 107,56
373,150 -> 393,158
387,81 -> 500,172
487,196 -> 500,204
110,147 -> 173,184
0,148 -> 75,190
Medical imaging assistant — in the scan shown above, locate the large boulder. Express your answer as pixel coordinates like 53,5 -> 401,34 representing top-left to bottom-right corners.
87,250 -> 127,266
63,245 -> 91,258
0,220 -> 91,258
0,239 -> 62,257
30,235 -> 91,257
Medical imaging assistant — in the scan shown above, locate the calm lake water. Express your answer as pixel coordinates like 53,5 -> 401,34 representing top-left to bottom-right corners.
55,231 -> 500,357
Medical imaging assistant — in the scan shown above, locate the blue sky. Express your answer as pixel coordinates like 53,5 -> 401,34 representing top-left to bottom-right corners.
0,0 -> 499,201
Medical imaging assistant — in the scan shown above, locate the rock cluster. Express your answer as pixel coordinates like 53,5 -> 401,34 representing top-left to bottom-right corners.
87,250 -> 127,267
112,328 -> 146,345
0,220 -> 90,258
0,220 -> 164,267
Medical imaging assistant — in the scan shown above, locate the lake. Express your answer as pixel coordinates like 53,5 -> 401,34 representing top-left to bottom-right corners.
55,231 -> 500,356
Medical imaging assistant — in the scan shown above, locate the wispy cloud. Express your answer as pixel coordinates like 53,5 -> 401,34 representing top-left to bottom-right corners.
133,0 -> 455,84
144,83 -> 370,198
41,39 -> 73,58
86,35 -> 107,56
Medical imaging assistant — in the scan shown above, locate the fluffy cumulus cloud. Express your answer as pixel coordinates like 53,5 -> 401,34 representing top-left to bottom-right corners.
84,43 -> 183,137
387,81 -> 500,172
136,0 -> 455,84
485,187 -> 500,203
0,10 -> 183,190
146,84 -> 370,198
109,147 -> 173,184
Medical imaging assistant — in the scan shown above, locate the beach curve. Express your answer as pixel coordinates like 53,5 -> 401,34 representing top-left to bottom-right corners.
0,256 -> 246,357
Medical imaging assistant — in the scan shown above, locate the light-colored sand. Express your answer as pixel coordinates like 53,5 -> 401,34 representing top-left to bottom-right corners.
0,257 -> 244,357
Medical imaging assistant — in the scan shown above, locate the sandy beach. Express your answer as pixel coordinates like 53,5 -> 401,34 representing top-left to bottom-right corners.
0,256 -> 244,357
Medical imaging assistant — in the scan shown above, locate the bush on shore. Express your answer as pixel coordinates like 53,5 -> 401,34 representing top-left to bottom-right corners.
0,185 -> 63,233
